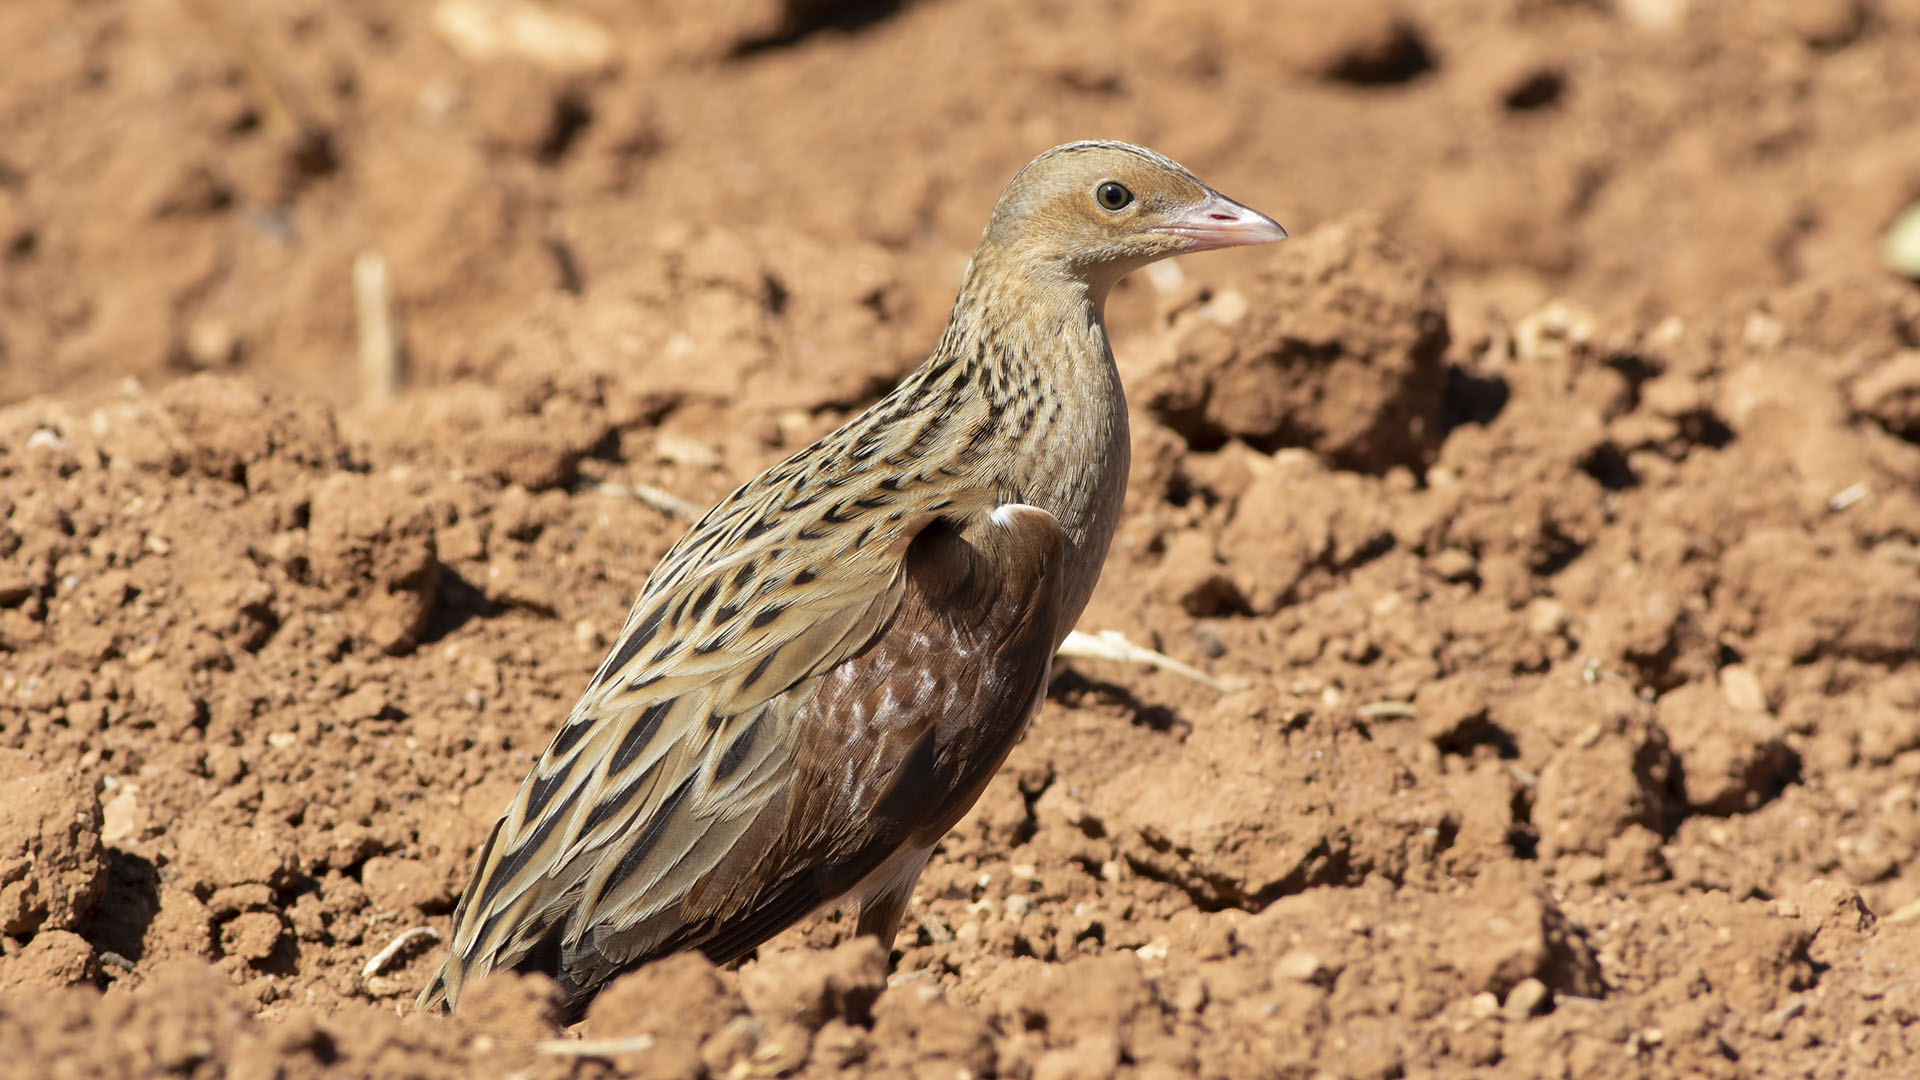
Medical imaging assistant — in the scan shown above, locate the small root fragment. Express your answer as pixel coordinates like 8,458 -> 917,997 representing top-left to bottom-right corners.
1057,629 -> 1224,691
1828,482 -> 1871,512
354,250 -> 403,406
584,480 -> 705,520
362,926 -> 440,981
1887,896 -> 1920,925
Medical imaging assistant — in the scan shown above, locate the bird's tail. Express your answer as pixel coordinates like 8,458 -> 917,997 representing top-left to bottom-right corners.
415,962 -> 454,1012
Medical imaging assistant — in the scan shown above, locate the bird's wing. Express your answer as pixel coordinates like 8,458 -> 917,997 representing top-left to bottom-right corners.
420,451 -> 1003,1010
549,504 -> 1067,1011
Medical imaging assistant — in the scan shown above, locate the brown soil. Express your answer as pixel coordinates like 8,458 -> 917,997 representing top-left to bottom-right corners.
6,0 -> 1920,1076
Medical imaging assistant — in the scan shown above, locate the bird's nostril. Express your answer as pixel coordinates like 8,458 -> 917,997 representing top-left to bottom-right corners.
1208,212 -> 1235,221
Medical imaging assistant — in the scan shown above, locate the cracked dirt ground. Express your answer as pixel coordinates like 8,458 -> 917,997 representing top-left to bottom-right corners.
4,0 -> 1920,1076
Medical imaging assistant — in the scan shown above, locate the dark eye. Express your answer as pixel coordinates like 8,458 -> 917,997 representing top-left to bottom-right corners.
1094,181 -> 1133,211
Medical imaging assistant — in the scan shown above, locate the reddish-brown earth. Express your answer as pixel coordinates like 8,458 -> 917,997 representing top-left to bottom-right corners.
6,0 -> 1920,1076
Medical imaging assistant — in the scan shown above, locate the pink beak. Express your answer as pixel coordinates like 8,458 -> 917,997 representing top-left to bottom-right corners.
1154,191 -> 1288,251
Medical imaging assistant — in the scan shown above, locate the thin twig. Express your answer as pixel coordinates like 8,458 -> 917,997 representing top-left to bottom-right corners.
362,926 -> 439,981
1056,629 -> 1225,691
354,250 -> 402,406
1828,482 -> 1871,512
1887,896 -> 1920,925
584,480 -> 705,520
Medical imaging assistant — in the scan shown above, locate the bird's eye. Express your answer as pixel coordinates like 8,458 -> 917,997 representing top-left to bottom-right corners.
1094,181 -> 1133,211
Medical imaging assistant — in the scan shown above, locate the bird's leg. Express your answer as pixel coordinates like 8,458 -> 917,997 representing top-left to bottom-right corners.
853,845 -> 934,958
855,882 -> 915,955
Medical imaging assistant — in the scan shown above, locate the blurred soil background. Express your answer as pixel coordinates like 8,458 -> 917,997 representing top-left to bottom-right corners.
5,0 -> 1920,1076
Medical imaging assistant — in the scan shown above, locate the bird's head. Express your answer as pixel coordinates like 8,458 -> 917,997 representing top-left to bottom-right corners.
977,140 -> 1287,293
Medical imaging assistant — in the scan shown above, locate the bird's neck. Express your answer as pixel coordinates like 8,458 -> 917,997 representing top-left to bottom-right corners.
935,255 -> 1133,631
945,259 -> 1108,403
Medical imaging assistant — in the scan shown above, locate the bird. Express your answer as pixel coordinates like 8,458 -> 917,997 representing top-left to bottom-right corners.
419,140 -> 1286,1020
